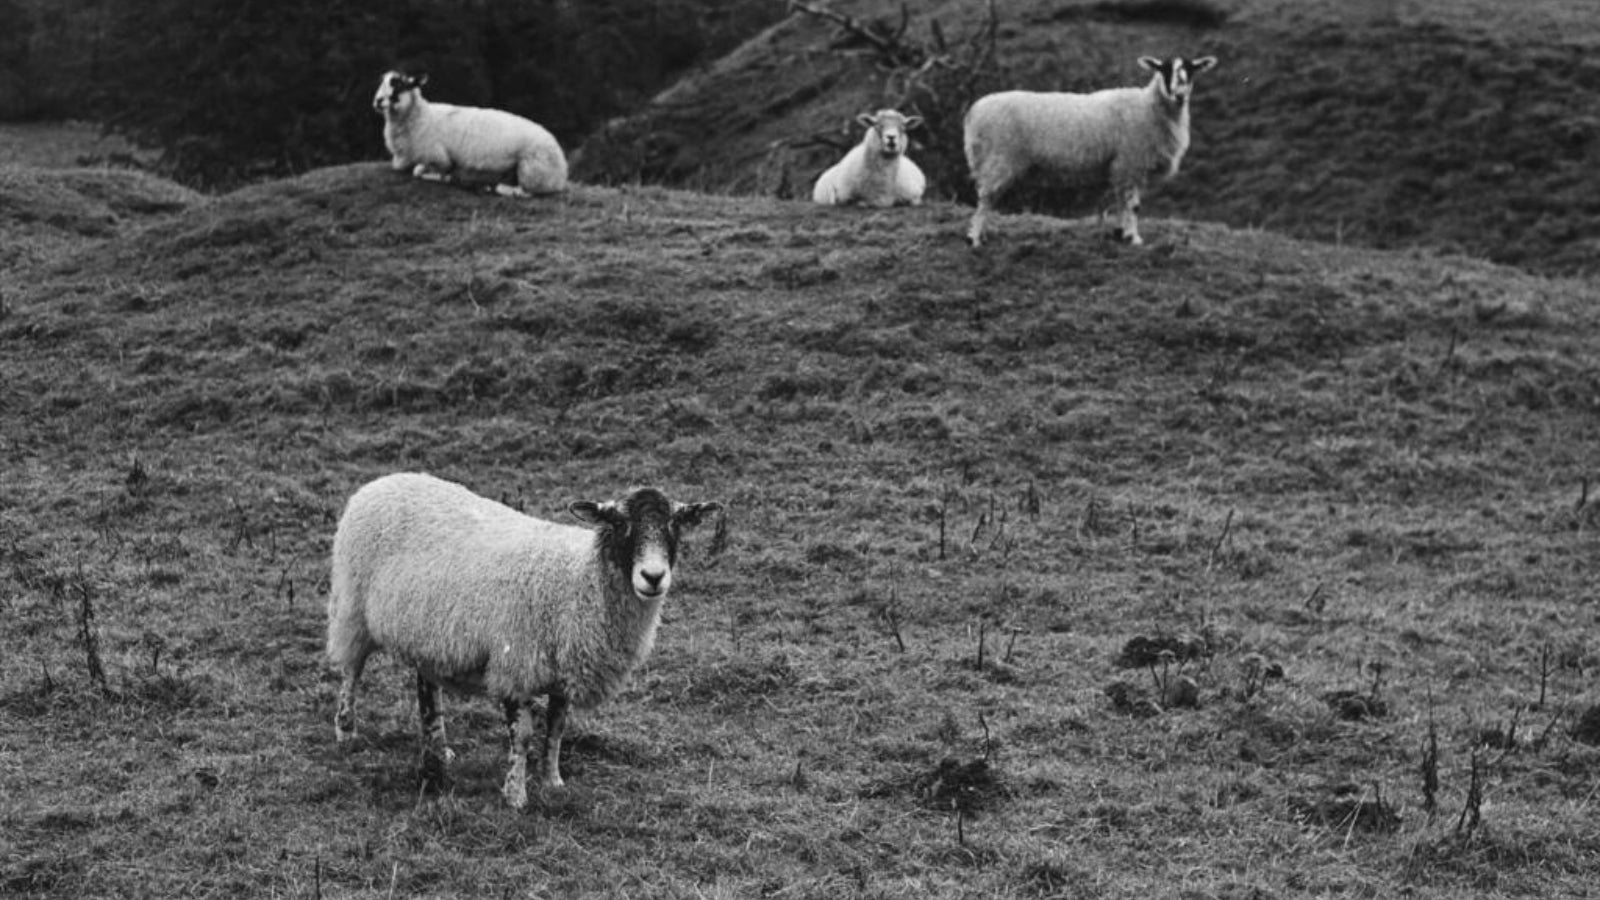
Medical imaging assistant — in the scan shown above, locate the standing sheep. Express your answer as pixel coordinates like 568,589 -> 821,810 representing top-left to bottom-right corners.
963,55 -> 1218,247
372,70 -> 568,197
327,472 -> 721,808
813,109 -> 928,207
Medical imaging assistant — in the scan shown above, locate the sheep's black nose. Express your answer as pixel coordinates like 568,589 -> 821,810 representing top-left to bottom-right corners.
641,569 -> 665,588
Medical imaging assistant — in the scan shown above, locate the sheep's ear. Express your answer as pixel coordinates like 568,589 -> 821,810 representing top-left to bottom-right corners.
856,113 -> 877,129
1137,56 -> 1162,72
904,115 -> 924,130
672,501 -> 722,532
1190,56 -> 1217,74
569,500 -> 624,529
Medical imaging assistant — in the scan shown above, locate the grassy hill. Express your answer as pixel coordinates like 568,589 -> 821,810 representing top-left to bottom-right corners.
572,0 -> 1600,278
3,163 -> 1600,898
0,163 -> 199,269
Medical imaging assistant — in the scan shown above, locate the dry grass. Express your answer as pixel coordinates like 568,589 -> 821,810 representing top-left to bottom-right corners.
0,164 -> 201,269
2,159 -> 1598,898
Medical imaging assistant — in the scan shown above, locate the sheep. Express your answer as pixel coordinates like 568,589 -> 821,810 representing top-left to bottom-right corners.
371,70 -> 568,197
963,56 -> 1218,247
812,109 -> 928,207
327,472 -> 721,808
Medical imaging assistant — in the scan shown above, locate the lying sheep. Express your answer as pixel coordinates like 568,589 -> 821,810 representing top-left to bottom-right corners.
963,56 -> 1218,247
327,472 -> 721,808
372,70 -> 568,197
813,109 -> 927,207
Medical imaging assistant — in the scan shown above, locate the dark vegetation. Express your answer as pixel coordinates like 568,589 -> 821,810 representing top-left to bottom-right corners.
2,0 -> 783,187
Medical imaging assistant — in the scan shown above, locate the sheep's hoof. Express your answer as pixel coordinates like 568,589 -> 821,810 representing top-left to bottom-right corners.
501,767 -> 531,808
502,783 -> 528,809
419,756 -> 451,792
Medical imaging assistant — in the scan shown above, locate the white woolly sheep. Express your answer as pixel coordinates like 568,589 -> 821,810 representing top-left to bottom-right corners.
372,70 -> 568,197
963,56 -> 1218,247
813,109 -> 928,207
327,472 -> 720,808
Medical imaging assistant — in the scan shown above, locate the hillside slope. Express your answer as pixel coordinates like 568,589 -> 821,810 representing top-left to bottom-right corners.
3,168 -> 1599,898
0,164 -> 200,270
572,0 -> 1600,277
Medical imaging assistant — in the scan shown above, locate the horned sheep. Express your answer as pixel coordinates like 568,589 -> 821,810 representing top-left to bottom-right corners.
326,472 -> 720,808
963,56 -> 1217,247
813,109 -> 927,207
372,70 -> 568,197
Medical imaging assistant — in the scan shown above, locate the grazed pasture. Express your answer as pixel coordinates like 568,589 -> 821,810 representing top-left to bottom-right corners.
2,162 -> 1597,898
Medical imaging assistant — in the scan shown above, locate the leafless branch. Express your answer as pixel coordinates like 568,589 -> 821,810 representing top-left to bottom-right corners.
788,0 -> 924,67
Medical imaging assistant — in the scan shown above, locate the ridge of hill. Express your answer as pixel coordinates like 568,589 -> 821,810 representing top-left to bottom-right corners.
3,165 -> 1599,897
0,164 -> 201,269
571,0 -> 1600,277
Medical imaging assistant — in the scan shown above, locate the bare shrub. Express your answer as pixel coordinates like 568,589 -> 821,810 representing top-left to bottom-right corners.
788,0 -> 1003,202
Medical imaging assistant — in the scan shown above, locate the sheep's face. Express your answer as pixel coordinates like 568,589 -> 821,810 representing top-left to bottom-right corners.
857,110 -> 923,159
570,489 -> 723,602
1138,56 -> 1217,104
373,70 -> 427,116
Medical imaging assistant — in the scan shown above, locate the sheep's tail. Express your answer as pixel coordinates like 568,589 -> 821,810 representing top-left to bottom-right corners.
516,138 -> 569,195
325,556 -> 370,668
961,99 -> 989,177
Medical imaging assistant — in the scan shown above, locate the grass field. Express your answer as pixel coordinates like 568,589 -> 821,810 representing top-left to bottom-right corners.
2,158 -> 1598,898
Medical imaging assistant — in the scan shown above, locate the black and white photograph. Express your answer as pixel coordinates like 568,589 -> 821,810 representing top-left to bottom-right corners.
3,1 -> 1598,897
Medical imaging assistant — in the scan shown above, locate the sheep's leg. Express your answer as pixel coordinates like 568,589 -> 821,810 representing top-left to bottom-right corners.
967,164 -> 1018,247
540,692 -> 570,789
416,673 -> 454,790
1114,184 -> 1143,246
490,164 -> 530,198
333,652 -> 369,744
411,162 -> 454,185
1097,185 -> 1117,229
501,699 -> 536,809
967,193 -> 996,247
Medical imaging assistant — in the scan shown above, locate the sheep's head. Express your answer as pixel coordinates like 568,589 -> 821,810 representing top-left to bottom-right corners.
570,489 -> 722,601
1138,56 -> 1217,104
373,70 -> 428,116
856,109 -> 923,159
